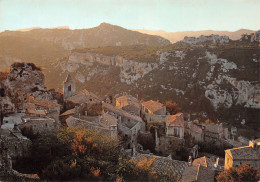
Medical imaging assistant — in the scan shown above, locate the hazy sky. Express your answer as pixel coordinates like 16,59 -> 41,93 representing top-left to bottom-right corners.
0,0 -> 260,32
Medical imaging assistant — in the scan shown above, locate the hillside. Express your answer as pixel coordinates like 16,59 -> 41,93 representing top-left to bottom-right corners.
135,29 -> 257,43
0,23 -> 171,71
42,39 -> 260,137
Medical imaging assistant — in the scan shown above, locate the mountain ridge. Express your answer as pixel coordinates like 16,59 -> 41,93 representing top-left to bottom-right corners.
134,29 -> 257,43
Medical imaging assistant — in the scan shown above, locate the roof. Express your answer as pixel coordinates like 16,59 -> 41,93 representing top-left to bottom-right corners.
182,165 -> 199,182
142,100 -> 164,113
192,156 -> 216,168
182,164 -> 215,182
203,123 -> 223,134
102,102 -> 143,123
60,108 -> 75,116
66,89 -> 102,104
134,154 -> 188,178
122,104 -> 140,116
165,113 -> 184,127
99,113 -> 118,128
27,96 -> 59,108
27,109 -> 46,116
116,95 -> 140,107
225,144 -> 260,160
64,72 -> 73,83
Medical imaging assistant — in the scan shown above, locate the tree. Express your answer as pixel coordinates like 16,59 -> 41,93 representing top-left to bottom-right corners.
216,163 -> 260,182
165,100 -> 181,115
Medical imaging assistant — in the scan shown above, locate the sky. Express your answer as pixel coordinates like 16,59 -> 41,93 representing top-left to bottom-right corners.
0,0 -> 260,32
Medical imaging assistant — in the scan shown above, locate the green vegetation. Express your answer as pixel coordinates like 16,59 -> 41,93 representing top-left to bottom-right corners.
14,127 -> 158,181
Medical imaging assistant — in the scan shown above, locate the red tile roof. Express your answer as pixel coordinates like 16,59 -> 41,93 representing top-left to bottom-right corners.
142,100 -> 164,113
166,113 -> 184,127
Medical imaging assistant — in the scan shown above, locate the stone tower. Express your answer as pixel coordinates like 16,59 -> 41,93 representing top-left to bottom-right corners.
63,72 -> 76,99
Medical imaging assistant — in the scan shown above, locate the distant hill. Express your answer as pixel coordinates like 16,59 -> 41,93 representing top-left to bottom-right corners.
0,23 -> 171,71
16,26 -> 70,31
134,29 -> 257,43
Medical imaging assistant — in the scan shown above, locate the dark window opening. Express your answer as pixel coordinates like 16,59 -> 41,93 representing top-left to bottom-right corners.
0,88 -> 5,97
68,85 -> 71,92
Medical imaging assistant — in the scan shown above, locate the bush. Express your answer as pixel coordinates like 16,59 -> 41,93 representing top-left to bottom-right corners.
216,163 -> 260,182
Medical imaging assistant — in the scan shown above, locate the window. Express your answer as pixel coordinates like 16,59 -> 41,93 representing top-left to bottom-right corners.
0,88 -> 5,97
68,85 -> 71,92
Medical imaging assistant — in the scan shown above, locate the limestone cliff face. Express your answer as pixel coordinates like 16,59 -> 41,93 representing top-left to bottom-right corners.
51,51 -> 170,85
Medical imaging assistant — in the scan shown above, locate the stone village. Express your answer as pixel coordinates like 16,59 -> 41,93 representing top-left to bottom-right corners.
0,63 -> 259,181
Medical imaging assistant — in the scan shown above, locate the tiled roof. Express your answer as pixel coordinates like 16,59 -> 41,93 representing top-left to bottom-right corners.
192,156 -> 215,168
226,144 -> 260,160
165,113 -> 184,127
66,89 -> 102,104
134,154 -> 188,178
182,164 -> 215,182
60,108 -> 75,116
64,72 -> 73,83
182,165 -> 199,182
100,113 -> 118,127
196,165 -> 215,182
203,123 -> 223,134
142,100 -> 164,113
27,109 -> 46,116
103,102 -> 143,123
27,96 -> 59,108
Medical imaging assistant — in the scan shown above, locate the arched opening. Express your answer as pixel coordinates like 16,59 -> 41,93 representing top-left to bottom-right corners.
68,85 -> 71,92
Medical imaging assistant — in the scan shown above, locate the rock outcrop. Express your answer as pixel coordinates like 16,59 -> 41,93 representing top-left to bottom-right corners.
179,34 -> 230,45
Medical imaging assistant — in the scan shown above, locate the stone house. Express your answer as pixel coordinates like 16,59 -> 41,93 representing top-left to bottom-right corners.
65,112 -> 118,137
202,123 -> 224,142
165,113 -> 185,138
102,102 -> 144,130
141,100 -> 166,115
1,113 -> 24,130
19,116 -> 56,134
102,102 -> 145,149
63,72 -> 76,99
116,95 -> 141,116
187,122 -> 204,142
25,95 -> 60,123
141,100 -> 167,125
224,140 -> 260,170
64,89 -> 102,110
